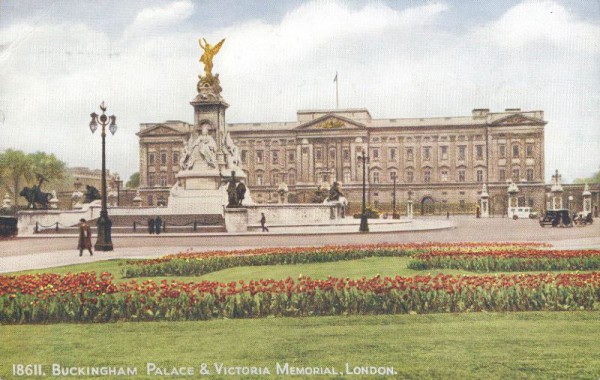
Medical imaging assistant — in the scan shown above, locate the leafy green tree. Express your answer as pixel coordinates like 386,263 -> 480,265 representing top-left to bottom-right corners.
126,172 -> 140,188
30,151 -> 66,186
574,169 -> 600,184
0,149 -> 34,208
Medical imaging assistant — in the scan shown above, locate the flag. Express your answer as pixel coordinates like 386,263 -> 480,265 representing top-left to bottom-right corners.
333,72 -> 337,83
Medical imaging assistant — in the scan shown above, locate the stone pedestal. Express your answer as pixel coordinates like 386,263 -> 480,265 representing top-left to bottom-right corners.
583,183 -> 592,215
224,208 -> 248,232
480,184 -> 489,218
407,200 -> 413,219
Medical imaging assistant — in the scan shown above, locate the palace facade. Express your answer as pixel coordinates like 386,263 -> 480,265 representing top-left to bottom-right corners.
137,107 -> 547,215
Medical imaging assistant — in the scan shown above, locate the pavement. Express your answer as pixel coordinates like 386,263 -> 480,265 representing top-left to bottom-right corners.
1,216 -> 598,274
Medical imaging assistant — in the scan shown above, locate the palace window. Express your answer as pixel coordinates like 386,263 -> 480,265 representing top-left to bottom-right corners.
527,168 -> 534,182
476,145 -> 484,160
271,172 -> 279,185
288,172 -> 296,185
499,169 -> 506,182
458,169 -> 466,182
372,149 -> 379,160
372,171 -> 380,184
147,195 -> 154,206
148,152 -> 155,165
343,170 -> 351,184
423,146 -> 431,161
424,170 -> 431,183
389,171 -> 398,182
458,146 -> 466,161
272,151 -> 279,165
499,144 -> 506,158
440,146 -> 448,160
512,145 -> 520,158
160,151 -> 167,165
406,148 -> 414,161
343,149 -> 350,161
329,148 -> 336,160
172,151 -> 179,165
160,175 -> 167,187
406,170 -> 414,183
476,169 -> 483,183
256,173 -> 263,185
147,173 -> 155,187
241,150 -> 248,164
315,148 -> 323,161
440,170 -> 448,182
288,151 -> 295,162
256,150 -> 264,164
526,144 -> 534,158
389,148 -> 397,161
512,168 -> 520,181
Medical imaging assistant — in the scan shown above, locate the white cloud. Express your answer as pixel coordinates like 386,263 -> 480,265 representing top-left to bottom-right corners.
479,0 -> 600,52
131,0 -> 193,29
0,0 -> 598,182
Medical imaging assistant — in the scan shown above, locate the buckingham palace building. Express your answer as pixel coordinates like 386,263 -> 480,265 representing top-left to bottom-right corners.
137,107 -> 547,215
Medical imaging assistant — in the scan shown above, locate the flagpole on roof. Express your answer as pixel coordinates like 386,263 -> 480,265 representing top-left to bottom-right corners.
334,71 -> 339,109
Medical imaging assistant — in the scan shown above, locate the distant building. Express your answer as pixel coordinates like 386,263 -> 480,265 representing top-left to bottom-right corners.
137,108 -> 554,215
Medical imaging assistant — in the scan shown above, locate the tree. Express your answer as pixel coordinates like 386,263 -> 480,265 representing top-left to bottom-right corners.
574,169 -> 600,184
0,149 -> 34,209
126,172 -> 140,188
0,150 -> 67,211
30,151 -> 66,183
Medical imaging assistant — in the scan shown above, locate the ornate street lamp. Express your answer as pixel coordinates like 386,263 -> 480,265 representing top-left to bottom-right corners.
391,172 -> 398,219
357,150 -> 369,232
88,101 -> 117,251
114,175 -> 123,206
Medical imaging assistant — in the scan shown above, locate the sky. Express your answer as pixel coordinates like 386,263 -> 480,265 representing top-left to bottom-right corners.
0,0 -> 599,183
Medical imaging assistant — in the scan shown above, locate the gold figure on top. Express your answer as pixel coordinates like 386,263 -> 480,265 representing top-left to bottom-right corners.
199,38 -> 225,78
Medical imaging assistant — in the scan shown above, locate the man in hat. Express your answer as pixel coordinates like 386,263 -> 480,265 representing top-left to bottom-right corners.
77,218 -> 93,256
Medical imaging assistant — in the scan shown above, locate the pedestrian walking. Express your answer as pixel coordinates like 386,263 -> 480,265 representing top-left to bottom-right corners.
260,213 -> 269,232
154,216 -> 163,235
77,218 -> 93,256
446,211 -> 450,219
148,217 -> 155,234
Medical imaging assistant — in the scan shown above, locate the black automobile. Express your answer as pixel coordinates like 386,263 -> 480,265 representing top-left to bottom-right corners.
0,216 -> 18,237
539,209 -> 572,227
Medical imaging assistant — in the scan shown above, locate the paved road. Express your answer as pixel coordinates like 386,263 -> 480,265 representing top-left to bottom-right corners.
1,216 -> 598,273
1,216 -> 598,256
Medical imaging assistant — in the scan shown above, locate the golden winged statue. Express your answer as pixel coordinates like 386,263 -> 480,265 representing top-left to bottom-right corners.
199,38 -> 225,78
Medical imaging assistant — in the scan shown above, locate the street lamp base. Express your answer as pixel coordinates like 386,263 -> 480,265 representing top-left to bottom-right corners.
94,241 -> 114,251
359,214 -> 369,232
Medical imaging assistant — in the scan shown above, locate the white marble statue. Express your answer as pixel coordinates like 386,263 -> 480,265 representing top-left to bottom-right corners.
181,124 -> 217,170
224,132 -> 241,167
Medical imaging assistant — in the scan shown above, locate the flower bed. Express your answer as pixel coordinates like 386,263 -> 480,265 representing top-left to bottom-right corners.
1,271 -> 598,324
408,249 -> 600,272
122,243 -> 548,278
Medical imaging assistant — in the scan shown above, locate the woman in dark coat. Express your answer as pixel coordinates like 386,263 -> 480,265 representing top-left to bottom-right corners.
78,218 -> 93,256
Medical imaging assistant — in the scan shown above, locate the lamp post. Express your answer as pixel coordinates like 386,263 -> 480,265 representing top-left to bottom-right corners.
391,172 -> 398,218
88,101 -> 117,251
357,150 -> 369,232
114,175 -> 123,206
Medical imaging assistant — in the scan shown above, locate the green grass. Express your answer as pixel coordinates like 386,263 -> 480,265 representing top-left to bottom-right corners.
9,257 -> 596,284
1,312 -> 599,379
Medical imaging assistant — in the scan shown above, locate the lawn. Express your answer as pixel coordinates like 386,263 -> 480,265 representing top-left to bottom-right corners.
1,312 -> 599,379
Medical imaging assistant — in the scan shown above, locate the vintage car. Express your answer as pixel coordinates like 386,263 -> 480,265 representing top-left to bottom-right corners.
508,207 -> 538,220
573,212 -> 594,226
0,216 -> 18,237
539,209 -> 572,227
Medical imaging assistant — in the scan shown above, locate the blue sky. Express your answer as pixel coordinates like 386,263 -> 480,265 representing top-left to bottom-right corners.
0,0 -> 599,182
